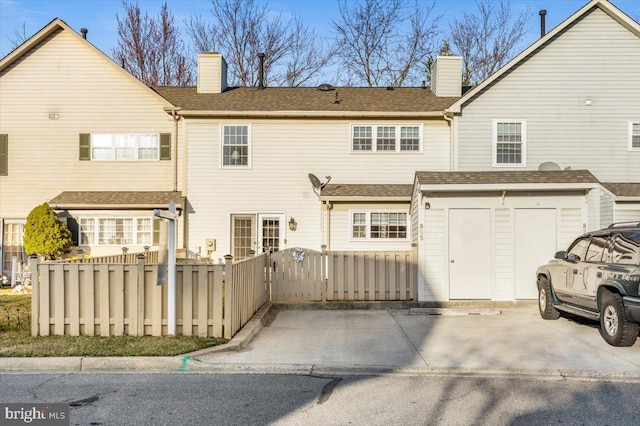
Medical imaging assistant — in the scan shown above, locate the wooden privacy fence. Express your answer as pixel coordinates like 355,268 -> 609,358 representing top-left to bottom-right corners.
269,247 -> 418,302
326,249 -> 417,301
30,253 -> 268,339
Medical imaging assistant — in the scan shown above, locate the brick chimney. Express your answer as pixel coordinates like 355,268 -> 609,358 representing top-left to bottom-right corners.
431,55 -> 462,97
197,53 -> 228,94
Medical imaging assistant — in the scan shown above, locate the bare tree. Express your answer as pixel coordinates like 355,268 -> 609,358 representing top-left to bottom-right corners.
113,1 -> 193,86
449,0 -> 531,86
332,0 -> 440,87
186,0 -> 334,87
7,21 -> 28,50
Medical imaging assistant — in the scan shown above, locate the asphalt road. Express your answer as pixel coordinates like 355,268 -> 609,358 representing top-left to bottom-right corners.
1,372 -> 639,425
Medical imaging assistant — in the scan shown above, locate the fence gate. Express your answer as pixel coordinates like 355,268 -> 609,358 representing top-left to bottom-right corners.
270,248 -> 323,301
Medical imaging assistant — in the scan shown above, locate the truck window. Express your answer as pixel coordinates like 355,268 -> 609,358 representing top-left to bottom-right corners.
611,231 -> 640,265
585,235 -> 608,263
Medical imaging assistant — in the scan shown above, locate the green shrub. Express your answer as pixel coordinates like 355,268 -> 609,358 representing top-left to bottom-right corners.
23,203 -> 73,260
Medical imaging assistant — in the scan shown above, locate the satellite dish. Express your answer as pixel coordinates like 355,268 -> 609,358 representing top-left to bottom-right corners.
308,173 -> 331,190
538,161 -> 561,171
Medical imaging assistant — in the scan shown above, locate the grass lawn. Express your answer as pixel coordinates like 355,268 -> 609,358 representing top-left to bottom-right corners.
0,289 -> 227,357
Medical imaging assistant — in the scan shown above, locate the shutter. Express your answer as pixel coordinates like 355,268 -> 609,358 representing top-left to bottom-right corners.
67,217 -> 79,246
160,133 -> 171,160
0,134 -> 7,175
153,218 -> 161,245
79,133 -> 90,160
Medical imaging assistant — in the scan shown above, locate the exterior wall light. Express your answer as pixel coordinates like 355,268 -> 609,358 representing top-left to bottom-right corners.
288,217 -> 297,231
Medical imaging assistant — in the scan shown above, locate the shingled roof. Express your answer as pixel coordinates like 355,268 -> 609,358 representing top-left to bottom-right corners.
48,191 -> 185,209
153,86 -> 459,115
416,170 -> 599,187
601,182 -> 640,199
321,184 -> 413,200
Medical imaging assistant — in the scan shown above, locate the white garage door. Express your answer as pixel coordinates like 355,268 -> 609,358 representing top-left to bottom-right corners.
514,209 -> 556,299
615,207 -> 640,223
449,209 -> 491,299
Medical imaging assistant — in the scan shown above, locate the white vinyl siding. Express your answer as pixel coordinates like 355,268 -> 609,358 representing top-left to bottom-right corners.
221,124 -> 250,167
493,120 -> 526,167
0,29 -> 176,221
91,134 -> 159,161
186,119 -> 448,259
79,217 -> 151,246
351,124 -> 423,153
455,9 -> 640,181
630,121 -> 640,151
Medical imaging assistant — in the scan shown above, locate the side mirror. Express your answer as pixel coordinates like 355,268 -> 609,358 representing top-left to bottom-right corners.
554,251 -> 566,260
567,253 -> 580,263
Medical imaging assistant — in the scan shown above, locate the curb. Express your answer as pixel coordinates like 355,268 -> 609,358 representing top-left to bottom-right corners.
186,302 -> 273,358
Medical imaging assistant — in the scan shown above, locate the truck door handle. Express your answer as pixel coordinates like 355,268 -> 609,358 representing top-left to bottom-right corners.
597,272 -> 602,278
573,269 -> 578,275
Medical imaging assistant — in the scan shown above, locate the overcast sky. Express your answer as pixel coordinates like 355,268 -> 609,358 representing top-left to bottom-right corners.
1,0 -> 638,64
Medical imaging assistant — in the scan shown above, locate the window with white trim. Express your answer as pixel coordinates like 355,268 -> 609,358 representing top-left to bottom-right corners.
91,134 -> 159,161
351,212 -> 408,240
222,124 -> 250,167
630,121 -> 640,151
351,125 -> 422,152
493,120 -> 526,167
79,217 -> 152,246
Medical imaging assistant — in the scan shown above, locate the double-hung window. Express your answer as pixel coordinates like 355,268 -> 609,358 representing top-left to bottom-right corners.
222,124 -> 250,167
351,125 -> 422,153
351,211 -> 408,240
630,121 -> 640,151
90,134 -> 160,161
79,217 -> 152,246
493,120 -> 526,167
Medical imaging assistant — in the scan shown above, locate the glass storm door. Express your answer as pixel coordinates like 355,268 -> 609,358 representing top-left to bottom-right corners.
231,215 -> 256,260
258,214 -> 285,253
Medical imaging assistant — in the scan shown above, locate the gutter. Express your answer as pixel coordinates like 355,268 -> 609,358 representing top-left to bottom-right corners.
174,110 -> 446,119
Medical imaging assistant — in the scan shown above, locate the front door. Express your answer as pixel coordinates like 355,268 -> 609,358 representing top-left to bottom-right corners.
231,213 -> 285,260
258,214 -> 285,253
449,209 -> 491,299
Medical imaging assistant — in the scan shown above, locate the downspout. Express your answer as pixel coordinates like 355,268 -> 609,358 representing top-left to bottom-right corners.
443,111 -> 455,171
170,108 -> 180,192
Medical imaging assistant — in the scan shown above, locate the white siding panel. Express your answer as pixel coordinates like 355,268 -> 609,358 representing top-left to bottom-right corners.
600,188 -> 614,228
559,208 -> 583,250
185,118 -> 450,259
614,205 -> 640,222
0,30 -> 175,219
456,9 -> 640,182
423,209 -> 447,301
494,208 -> 513,301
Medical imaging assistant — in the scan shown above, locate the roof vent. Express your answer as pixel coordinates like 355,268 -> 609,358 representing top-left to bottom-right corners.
317,83 -> 335,91
538,161 -> 561,171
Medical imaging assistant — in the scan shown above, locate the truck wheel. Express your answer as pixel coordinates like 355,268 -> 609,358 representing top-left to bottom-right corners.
600,290 -> 639,347
538,276 -> 560,320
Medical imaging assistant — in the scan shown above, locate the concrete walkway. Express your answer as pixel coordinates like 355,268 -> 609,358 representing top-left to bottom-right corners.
193,306 -> 640,378
2,305 -> 639,378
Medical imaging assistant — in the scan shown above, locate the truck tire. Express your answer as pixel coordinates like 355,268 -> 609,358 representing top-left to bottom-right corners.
538,276 -> 560,320
600,289 -> 639,347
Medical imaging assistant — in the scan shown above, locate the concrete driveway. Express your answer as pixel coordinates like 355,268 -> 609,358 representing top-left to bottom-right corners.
195,306 -> 640,377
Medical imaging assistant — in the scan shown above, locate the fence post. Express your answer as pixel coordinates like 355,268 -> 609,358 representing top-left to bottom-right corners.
321,245 -> 327,302
264,249 -> 272,302
136,253 -> 146,336
223,254 -> 233,339
29,255 -> 39,337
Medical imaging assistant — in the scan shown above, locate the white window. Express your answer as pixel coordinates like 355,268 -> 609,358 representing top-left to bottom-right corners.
2,221 -> 25,274
630,121 -> 640,151
351,125 -> 422,152
493,120 -> 526,167
351,211 -> 408,240
79,217 -> 152,246
221,124 -> 250,167
91,134 -> 159,161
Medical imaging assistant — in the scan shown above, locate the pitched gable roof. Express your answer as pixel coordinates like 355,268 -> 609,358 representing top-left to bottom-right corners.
447,0 -> 640,113
153,86 -> 459,118
48,191 -> 185,209
601,182 -> 640,200
415,170 -> 599,191
320,184 -> 413,201
0,18 -> 174,108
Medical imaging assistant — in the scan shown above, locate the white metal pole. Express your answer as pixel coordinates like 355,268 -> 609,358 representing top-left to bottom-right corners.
167,201 -> 177,335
